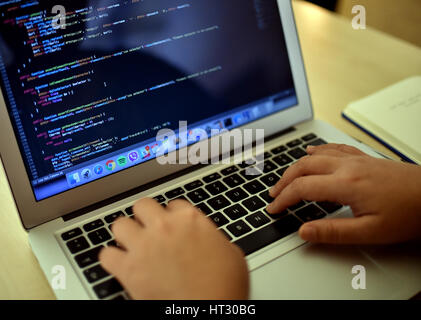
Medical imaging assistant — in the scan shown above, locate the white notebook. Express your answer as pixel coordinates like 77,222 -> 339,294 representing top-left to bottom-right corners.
342,76 -> 421,164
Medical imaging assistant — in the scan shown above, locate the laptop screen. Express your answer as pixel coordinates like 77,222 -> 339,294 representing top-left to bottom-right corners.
0,0 -> 297,201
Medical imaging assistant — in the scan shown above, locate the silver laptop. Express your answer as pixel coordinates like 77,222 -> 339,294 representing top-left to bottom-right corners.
0,0 -> 420,300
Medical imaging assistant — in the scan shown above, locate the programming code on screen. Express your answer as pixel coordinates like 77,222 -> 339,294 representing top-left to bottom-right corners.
0,0 -> 296,199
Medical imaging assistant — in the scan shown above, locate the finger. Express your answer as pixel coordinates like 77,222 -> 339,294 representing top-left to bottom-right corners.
112,217 -> 143,249
298,215 -> 379,244
306,149 -> 355,158
166,198 -> 194,211
269,155 -> 340,198
99,246 -> 127,276
267,175 -> 346,214
133,197 -> 166,226
307,144 -> 367,156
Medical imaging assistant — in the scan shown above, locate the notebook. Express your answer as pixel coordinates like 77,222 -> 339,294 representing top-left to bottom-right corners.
342,76 -> 421,164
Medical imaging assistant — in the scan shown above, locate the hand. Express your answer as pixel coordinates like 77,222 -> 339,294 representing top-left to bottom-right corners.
99,198 -> 249,299
267,144 -> 421,244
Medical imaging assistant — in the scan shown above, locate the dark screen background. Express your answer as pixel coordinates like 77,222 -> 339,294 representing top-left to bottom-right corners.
0,0 -> 295,182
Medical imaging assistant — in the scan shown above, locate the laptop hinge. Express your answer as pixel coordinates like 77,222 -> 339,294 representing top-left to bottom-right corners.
62,126 -> 296,222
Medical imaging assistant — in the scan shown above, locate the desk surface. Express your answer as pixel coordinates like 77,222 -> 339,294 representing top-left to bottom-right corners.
1,1 -> 420,299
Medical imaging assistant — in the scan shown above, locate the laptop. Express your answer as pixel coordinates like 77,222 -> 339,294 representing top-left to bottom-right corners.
0,0 -> 420,300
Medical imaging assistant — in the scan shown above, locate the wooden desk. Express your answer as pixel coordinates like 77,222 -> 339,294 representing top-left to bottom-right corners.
0,1 -> 420,299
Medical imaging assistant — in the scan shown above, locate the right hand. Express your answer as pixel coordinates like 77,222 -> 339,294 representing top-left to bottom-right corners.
267,144 -> 421,245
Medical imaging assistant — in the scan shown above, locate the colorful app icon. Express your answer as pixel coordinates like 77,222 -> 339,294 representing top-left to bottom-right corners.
68,172 -> 80,185
141,146 -> 151,159
242,110 -> 251,121
128,151 -> 139,162
150,143 -> 159,155
94,165 -> 103,175
233,114 -> 243,125
106,160 -> 116,171
188,128 -> 206,142
156,137 -> 171,155
81,168 -> 92,180
213,120 -> 223,129
117,156 -> 127,166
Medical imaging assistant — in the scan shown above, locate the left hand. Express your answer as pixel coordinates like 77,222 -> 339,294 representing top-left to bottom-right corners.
99,198 -> 249,299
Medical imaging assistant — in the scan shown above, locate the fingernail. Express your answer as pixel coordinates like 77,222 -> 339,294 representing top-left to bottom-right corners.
300,225 -> 316,241
266,204 -> 274,214
306,145 -> 315,153
269,187 -> 276,197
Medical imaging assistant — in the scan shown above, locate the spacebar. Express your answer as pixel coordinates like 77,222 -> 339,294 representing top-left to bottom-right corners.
234,214 -> 302,256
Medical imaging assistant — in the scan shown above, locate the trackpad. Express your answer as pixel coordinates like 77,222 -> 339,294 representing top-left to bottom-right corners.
249,243 -> 402,299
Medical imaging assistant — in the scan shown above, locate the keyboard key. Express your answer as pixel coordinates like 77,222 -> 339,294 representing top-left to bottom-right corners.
302,133 -> 317,141
223,204 -> 248,220
266,208 -> 289,219
288,147 -> 307,160
220,229 -> 232,241
295,204 -> 326,222
93,278 -> 123,299
186,188 -> 210,204
316,202 -> 343,214
84,264 -> 109,283
223,174 -> 245,188
88,228 -> 112,245
260,173 -> 279,187
61,228 -> 82,241
234,214 -> 302,255
303,138 -> 327,149
209,212 -> 229,227
165,187 -> 185,199
272,154 -> 293,167
246,212 -> 270,228
196,202 -> 213,215
227,220 -> 252,238
202,173 -> 221,183
226,187 -> 249,202
286,139 -> 302,148
289,200 -> 306,211
153,195 -> 166,203
276,166 -> 289,177
111,295 -> 126,300
207,195 -> 231,211
125,206 -> 133,215
242,196 -> 266,212
239,167 -> 262,181
238,159 -> 256,168
243,180 -> 266,194
262,160 -> 278,173
256,152 -> 272,161
205,181 -> 228,196
220,166 -> 238,176
264,152 -> 272,159
66,236 -> 90,254
259,190 -> 275,204
271,145 -> 287,155
173,195 -> 188,202
104,211 -> 125,224
75,245 -> 104,268
83,219 -> 104,232
184,180 -> 204,191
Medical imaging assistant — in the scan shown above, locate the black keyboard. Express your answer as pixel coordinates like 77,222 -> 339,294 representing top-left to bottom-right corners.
59,133 -> 343,300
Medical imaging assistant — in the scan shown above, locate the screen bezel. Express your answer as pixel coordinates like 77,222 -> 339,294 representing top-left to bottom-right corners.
0,0 -> 313,229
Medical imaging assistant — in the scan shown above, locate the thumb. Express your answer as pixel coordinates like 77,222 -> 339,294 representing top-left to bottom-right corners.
298,216 -> 378,244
